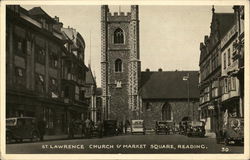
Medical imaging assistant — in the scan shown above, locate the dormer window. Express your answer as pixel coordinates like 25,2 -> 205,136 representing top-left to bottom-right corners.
114,28 -> 124,44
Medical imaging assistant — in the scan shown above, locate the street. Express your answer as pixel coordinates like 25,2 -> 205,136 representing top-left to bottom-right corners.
6,133 -> 243,154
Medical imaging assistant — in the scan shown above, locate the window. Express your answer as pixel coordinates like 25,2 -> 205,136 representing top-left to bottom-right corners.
145,102 -> 151,111
79,90 -> 85,101
64,86 -> 69,98
224,78 -> 228,93
231,77 -> 236,90
43,107 -> 54,129
228,77 -> 231,91
35,45 -> 45,64
14,37 -> 25,55
115,59 -> 122,72
49,77 -> 58,98
223,52 -> 226,69
49,53 -> 59,68
35,74 -> 45,94
228,48 -> 231,66
114,28 -> 124,44
162,103 -> 171,121
15,67 -> 26,87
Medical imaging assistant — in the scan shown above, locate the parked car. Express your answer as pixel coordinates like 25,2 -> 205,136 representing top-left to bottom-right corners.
216,117 -> 244,145
165,121 -> 175,135
103,120 -> 118,136
179,120 -> 189,135
6,117 -> 40,143
131,120 -> 145,135
155,121 -> 168,134
186,121 -> 205,137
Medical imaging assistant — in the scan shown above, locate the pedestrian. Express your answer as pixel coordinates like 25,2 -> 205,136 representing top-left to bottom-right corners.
37,117 -> 46,141
68,119 -> 75,139
125,120 -> 130,134
96,120 -> 103,138
85,118 -> 91,138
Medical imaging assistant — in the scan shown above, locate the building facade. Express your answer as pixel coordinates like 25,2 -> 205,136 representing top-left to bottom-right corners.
101,5 -> 140,121
6,6 -> 89,135
140,70 -> 200,129
199,7 -> 235,133
100,6 -> 200,128
199,6 -> 244,135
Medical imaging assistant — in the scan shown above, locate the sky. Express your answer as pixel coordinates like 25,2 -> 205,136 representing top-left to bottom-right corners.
22,5 -> 234,87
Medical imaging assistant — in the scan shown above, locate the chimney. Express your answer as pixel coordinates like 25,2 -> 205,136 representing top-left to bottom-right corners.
158,68 -> 163,72
145,68 -> 150,72
54,16 -> 59,22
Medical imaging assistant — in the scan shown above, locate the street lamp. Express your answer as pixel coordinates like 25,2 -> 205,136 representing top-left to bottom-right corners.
183,73 -> 190,119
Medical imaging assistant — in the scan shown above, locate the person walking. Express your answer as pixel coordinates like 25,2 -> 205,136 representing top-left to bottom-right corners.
37,118 -> 46,141
85,118 -> 91,138
68,119 -> 75,139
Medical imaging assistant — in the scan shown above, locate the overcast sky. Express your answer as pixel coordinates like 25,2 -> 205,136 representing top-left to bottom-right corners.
22,5 -> 234,87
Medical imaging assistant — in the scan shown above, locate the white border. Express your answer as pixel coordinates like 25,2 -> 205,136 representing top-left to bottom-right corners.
0,0 -> 249,160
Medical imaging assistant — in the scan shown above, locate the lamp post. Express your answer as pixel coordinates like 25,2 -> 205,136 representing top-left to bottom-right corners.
183,73 -> 190,119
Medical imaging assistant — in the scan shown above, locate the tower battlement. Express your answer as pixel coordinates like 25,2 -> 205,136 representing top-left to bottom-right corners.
107,11 -> 131,22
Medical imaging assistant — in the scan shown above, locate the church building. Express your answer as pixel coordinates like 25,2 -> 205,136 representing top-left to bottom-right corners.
101,5 -> 199,129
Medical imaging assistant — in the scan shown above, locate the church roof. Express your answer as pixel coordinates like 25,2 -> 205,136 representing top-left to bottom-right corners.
140,71 -> 199,100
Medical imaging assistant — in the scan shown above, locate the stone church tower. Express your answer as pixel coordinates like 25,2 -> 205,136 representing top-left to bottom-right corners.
101,5 -> 140,121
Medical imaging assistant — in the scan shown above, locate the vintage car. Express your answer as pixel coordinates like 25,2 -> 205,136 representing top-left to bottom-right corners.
165,121 -> 175,135
103,120 -> 118,136
155,121 -> 168,134
216,117 -> 244,145
186,121 -> 205,137
6,117 -> 40,143
131,120 -> 145,135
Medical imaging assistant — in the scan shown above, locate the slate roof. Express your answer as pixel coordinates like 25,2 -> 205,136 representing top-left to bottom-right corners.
29,7 -> 55,22
215,13 -> 235,38
140,71 -> 199,100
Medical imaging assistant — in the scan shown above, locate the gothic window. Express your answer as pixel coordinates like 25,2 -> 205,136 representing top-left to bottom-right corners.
162,103 -> 171,121
115,59 -> 122,72
114,28 -> 124,44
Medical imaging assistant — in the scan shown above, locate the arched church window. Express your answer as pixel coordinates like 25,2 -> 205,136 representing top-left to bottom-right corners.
114,28 -> 124,44
162,103 -> 172,121
115,59 -> 122,72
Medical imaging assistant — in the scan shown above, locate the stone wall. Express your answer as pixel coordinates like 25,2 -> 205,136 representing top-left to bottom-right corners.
141,99 -> 199,129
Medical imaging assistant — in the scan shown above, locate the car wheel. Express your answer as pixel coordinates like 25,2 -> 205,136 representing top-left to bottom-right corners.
31,132 -> 40,142
6,133 -> 12,144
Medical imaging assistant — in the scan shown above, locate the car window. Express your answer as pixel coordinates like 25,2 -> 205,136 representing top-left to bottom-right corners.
6,119 -> 16,126
17,119 -> 25,126
25,119 -> 32,126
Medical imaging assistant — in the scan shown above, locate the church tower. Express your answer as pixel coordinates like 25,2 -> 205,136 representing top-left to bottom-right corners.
101,5 -> 140,121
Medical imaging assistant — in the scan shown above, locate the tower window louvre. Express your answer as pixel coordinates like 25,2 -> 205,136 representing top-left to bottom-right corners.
115,59 -> 122,72
114,28 -> 124,44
